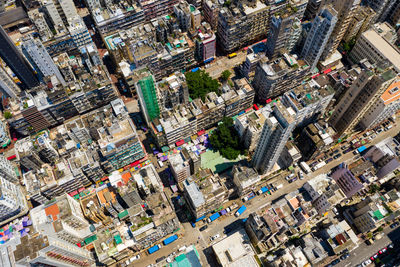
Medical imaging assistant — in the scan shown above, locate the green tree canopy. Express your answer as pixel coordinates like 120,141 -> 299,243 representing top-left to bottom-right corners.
3,111 -> 12,119
185,70 -> 220,101
209,117 -> 244,160
221,70 -> 232,82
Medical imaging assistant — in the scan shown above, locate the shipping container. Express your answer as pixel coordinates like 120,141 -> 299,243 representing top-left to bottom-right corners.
163,235 -> 178,245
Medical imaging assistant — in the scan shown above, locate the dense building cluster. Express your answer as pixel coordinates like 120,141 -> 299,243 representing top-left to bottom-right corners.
0,0 -> 399,266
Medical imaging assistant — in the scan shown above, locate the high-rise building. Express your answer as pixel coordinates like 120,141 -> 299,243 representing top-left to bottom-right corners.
68,16 -> 93,47
13,233 -> 95,267
41,0 -> 79,32
217,0 -> 269,53
28,8 -> 54,42
320,0 -> 360,61
203,0 -> 219,30
301,6 -> 337,69
21,37 -> 66,86
329,60 -> 397,136
135,69 -> 161,125
0,176 -> 26,223
366,0 -> 398,24
252,102 -> 296,174
343,5 -> 376,43
359,79 -> 400,130
0,65 -> 21,98
304,0 -> 322,20
252,54 -> 310,101
0,26 -> 39,89
350,22 -> 400,72
0,155 -> 17,183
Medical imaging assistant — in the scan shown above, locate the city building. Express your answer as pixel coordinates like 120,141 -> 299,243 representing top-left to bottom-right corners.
350,22 -> 400,72
320,0 -> 360,61
30,194 -> 92,245
0,26 -> 39,88
212,229 -> 258,267
359,79 -> 400,130
135,68 -> 161,125
183,169 -> 229,219
169,152 -> 191,184
217,0 -> 269,53
252,102 -> 296,174
21,37 -> 67,86
202,0 -> 219,30
319,221 -> 358,254
27,8 -> 53,42
41,0 -> 79,33
295,121 -> 335,161
343,5 -> 376,43
232,165 -> 260,197
266,1 -> 307,58
68,16 -> 93,48
13,233 -> 95,267
331,165 -> 363,198
365,0 -> 399,25
139,0 -> 178,20
91,2 -> 145,34
157,72 -> 189,110
301,7 -> 338,69
252,54 -> 310,101
0,155 -> 17,183
329,61 -> 397,136
192,22 -> 216,63
0,65 -> 21,98
0,176 -> 26,223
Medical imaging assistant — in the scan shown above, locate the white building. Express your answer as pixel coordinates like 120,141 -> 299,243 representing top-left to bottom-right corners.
21,37 -> 66,86
0,155 -> 17,183
301,7 -> 338,69
28,8 -> 53,41
68,16 -> 93,47
212,229 -> 258,267
252,102 -> 296,174
0,176 -> 26,223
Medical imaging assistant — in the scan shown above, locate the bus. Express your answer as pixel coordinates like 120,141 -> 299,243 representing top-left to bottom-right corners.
228,53 -> 237,59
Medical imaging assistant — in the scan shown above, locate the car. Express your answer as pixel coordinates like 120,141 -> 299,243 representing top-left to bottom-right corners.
370,253 -> 378,260
363,259 -> 372,266
331,259 -> 340,265
325,158 -> 333,163
381,247 -> 387,253
333,153 -> 342,159
199,225 -> 208,231
125,260 -> 130,266
344,148 -> 353,154
340,255 -> 347,260
223,227 -> 232,234
210,234 -> 220,241
156,256 -> 166,263
388,243 -> 394,249
130,255 -> 140,262
353,150 -> 359,155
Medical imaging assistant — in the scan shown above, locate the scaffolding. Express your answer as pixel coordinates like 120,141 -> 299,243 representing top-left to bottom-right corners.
139,75 -> 160,121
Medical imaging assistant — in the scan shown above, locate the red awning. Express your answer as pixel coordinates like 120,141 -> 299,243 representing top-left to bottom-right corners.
245,107 -> 253,112
78,187 -> 85,193
323,68 -> 332,74
312,73 -> 320,79
69,191 -> 78,196
129,160 -> 141,167
101,176 -> 109,181
176,139 -> 185,146
197,130 -> 205,136
266,99 -> 272,104
6,155 -> 16,160
253,104 -> 259,110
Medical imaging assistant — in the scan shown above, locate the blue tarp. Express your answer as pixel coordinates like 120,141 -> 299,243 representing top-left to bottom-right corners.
260,186 -> 268,194
191,67 -> 199,72
163,234 -> 178,245
236,205 -> 247,215
357,146 -> 367,153
209,212 -> 220,222
195,215 -> 206,222
148,245 -> 160,254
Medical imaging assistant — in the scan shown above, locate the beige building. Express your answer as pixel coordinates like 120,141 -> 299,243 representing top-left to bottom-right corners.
350,22 -> 400,72
217,0 -> 270,53
320,0 -> 360,60
329,60 -> 397,136
343,5 -> 376,42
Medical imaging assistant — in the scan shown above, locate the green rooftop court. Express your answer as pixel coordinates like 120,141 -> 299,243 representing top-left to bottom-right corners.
201,149 -> 245,173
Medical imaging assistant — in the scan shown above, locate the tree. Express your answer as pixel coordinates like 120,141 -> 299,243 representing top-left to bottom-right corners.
221,70 -> 232,82
185,70 -> 220,101
3,111 -> 12,119
209,117 -> 245,160
369,184 -> 380,194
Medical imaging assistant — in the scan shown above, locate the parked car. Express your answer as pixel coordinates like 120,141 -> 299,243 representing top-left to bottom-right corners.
363,259 -> 372,266
333,153 -> 342,159
325,158 -> 333,164
130,255 -> 140,262
340,253 -> 350,260
331,259 -> 340,265
156,256 -> 166,263
199,225 -> 208,231
210,234 -> 220,241
390,222 -> 399,228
